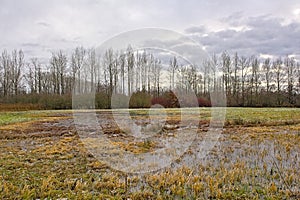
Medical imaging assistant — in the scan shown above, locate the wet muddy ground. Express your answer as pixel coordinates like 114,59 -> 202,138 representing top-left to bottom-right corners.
0,109 -> 299,199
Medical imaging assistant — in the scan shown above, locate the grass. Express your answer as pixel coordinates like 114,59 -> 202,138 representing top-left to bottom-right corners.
0,107 -> 299,199
225,107 -> 300,126
0,112 -> 39,126
0,110 -> 72,130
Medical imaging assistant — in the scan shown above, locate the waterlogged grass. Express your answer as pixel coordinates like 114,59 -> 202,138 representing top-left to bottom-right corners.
0,107 -> 299,199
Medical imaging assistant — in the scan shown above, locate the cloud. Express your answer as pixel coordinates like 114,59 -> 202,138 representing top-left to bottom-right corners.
1,0 -> 300,61
184,26 -> 206,34
187,15 -> 300,57
21,43 -> 41,47
36,21 -> 51,28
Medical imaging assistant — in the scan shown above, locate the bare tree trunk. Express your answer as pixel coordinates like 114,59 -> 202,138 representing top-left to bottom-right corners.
273,58 -> 283,106
10,50 -> 24,95
285,56 -> 295,104
169,56 -> 178,90
127,46 -> 134,95
239,56 -> 249,106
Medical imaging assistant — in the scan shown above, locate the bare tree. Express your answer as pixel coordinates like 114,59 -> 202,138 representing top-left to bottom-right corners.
263,58 -> 272,94
239,56 -> 249,106
126,45 -> 134,95
249,56 -> 260,105
273,58 -> 283,105
187,65 -> 198,93
147,54 -> 154,93
0,50 -> 11,96
29,58 -> 42,94
103,48 -> 114,96
113,51 -> 119,94
50,50 -> 67,95
119,53 -> 126,94
285,56 -> 296,104
135,50 -> 142,91
10,50 -> 24,95
232,52 -> 239,105
152,58 -> 162,96
87,48 -> 96,93
169,56 -> 178,89
221,51 -> 232,97
210,53 -> 218,92
202,59 -> 211,95
71,47 -> 86,94
297,61 -> 300,94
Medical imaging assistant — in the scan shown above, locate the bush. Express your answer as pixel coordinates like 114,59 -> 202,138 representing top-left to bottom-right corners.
151,97 -> 168,108
129,91 -> 151,108
151,92 -> 211,108
151,91 -> 179,108
198,97 -> 211,107
111,93 -> 129,108
38,94 -> 72,109
95,92 -> 110,109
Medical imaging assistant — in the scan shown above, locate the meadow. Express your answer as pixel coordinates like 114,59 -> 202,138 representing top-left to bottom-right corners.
0,108 -> 299,199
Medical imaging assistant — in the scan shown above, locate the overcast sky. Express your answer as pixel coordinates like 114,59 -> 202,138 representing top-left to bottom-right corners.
1,0 -> 300,61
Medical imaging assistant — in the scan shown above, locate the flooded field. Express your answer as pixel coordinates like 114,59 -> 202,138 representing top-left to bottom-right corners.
0,108 -> 299,199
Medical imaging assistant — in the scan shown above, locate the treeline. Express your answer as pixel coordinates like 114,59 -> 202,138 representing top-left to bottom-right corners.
0,47 -> 299,109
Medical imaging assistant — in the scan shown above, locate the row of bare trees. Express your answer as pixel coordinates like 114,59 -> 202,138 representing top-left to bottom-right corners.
0,47 -> 300,107
0,50 -> 24,96
219,52 -> 300,106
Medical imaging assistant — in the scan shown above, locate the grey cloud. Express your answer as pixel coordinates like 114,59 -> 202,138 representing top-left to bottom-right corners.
1,0 -> 299,61
188,15 -> 300,57
220,11 -> 244,26
36,21 -> 51,28
184,26 -> 206,34
21,43 -> 41,47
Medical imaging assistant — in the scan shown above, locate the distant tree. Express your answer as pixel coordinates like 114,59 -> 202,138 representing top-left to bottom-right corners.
71,47 -> 86,94
184,65 -> 198,94
126,45 -> 134,95
119,53 -> 126,94
232,52 -> 239,105
221,51 -> 232,97
263,58 -> 272,94
29,58 -> 42,94
10,50 -> 24,95
50,50 -> 67,95
87,48 -> 96,93
273,58 -> 284,105
210,53 -> 218,92
113,51 -> 119,94
297,62 -> 300,94
169,56 -> 178,90
202,59 -> 211,95
0,50 -> 11,96
103,48 -> 114,96
135,50 -> 142,91
249,56 -> 260,105
239,56 -> 249,106
147,53 -> 153,93
285,56 -> 296,104
154,58 -> 162,96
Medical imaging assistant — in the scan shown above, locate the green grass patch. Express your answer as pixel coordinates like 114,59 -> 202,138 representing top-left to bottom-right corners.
0,110 -> 72,126
225,107 -> 300,126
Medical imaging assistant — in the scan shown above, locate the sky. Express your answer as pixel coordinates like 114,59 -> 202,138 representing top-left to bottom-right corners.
0,0 -> 300,62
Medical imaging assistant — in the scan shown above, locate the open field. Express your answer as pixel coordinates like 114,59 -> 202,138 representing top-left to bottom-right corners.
0,108 -> 299,199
